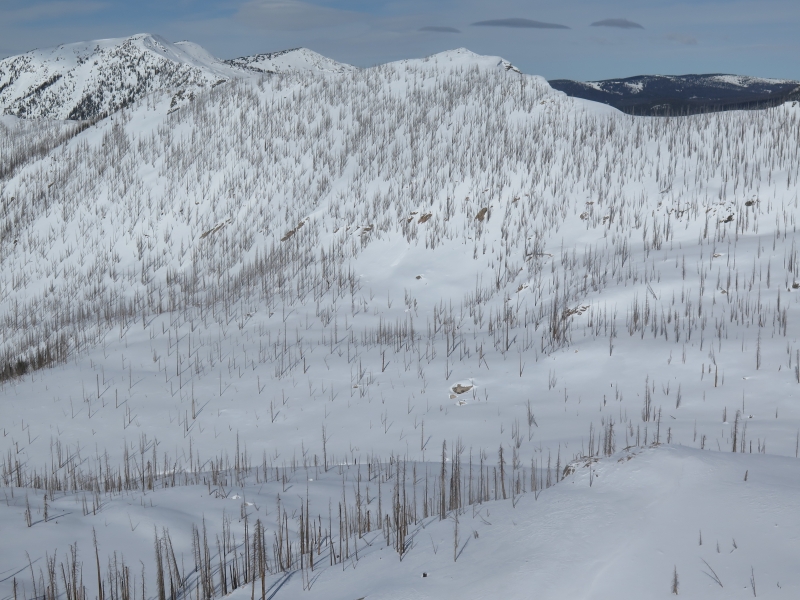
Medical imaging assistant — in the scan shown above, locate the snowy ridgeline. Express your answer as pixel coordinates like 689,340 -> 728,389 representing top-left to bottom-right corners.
0,34 -> 355,121
1,40 -> 800,598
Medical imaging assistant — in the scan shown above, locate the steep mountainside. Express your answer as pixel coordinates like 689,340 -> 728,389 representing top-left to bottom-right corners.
549,73 -> 800,115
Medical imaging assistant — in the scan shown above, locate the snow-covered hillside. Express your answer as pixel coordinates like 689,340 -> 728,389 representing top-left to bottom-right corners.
2,42 -> 800,599
0,115 -> 84,179
3,446 -> 797,599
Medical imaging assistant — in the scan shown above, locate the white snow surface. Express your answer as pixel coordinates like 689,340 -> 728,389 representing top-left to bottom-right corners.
2,41 -> 800,599
624,80 -> 645,93
580,80 -> 608,92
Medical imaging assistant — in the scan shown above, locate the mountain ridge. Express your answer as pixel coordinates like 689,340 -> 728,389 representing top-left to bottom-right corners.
0,37 -> 523,121
0,35 -> 363,120
6,33 -> 798,123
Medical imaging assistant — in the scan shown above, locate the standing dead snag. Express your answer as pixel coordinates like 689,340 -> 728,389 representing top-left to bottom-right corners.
94,529 -> 104,600
453,511 -> 459,562
498,445 -> 507,500
440,441 -> 447,520
154,528 -> 165,600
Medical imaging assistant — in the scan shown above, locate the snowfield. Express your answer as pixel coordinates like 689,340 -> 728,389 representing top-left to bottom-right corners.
2,36 -> 800,599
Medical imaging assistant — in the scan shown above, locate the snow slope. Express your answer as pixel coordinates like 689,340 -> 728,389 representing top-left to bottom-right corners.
229,446 -> 800,599
2,43 -> 800,599
0,115 -> 83,179
2,446 -> 797,600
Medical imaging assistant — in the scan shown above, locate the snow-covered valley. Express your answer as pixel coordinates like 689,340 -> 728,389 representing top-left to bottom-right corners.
2,35 -> 800,599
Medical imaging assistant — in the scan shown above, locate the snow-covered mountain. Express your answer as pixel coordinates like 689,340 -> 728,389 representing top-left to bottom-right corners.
550,73 -> 800,115
0,36 -> 363,121
0,39 -> 523,121
3,40 -> 800,600
0,33 -> 247,120
225,47 -> 356,74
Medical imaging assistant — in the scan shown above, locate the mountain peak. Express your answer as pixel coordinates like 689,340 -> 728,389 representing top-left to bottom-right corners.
224,47 -> 356,75
389,48 -> 522,74
0,33 -> 240,120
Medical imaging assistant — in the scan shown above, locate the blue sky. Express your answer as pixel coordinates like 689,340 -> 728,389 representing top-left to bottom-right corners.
1,0 -> 799,81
